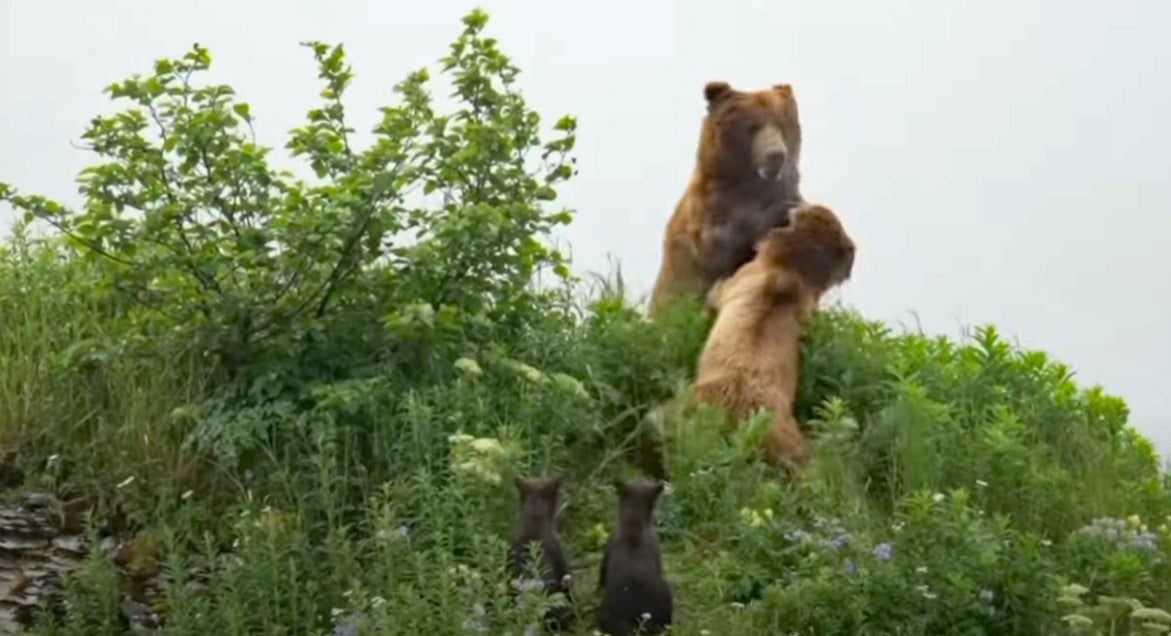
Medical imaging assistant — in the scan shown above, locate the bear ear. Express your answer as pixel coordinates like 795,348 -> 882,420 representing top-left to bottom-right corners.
838,245 -> 856,282
772,83 -> 794,98
704,81 -> 734,105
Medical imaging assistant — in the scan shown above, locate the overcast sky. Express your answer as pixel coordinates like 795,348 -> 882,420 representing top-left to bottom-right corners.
2,0 -> 1169,458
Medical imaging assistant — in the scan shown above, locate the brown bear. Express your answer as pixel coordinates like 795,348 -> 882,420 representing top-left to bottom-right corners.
645,80 -> 805,318
691,201 -> 855,472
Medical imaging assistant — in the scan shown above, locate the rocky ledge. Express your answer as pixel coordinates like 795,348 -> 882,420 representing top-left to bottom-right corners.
0,492 -> 164,635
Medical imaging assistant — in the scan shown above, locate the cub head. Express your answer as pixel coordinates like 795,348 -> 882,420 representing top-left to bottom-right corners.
699,81 -> 802,183
613,477 -> 665,523
515,475 -> 562,520
754,202 -> 856,292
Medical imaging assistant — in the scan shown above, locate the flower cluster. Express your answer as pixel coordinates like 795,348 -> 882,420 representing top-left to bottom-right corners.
739,506 -> 775,528
448,432 -> 514,484
809,515 -> 854,551
329,589 -> 389,636
778,513 -> 899,573
1077,515 -> 1160,551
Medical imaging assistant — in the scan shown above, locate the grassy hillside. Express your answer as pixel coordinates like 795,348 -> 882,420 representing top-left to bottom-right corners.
2,9 -> 1169,635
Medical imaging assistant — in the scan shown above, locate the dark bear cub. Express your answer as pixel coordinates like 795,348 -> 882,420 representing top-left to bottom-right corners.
597,478 -> 673,636
509,476 -> 574,632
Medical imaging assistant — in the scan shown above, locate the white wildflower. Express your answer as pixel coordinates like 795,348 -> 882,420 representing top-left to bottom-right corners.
448,433 -> 475,445
551,372 -> 590,399
454,357 -> 483,376
469,437 -> 505,456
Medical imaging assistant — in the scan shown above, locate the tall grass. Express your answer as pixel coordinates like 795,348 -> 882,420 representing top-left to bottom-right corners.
0,232 -> 218,511
3,233 -> 1169,635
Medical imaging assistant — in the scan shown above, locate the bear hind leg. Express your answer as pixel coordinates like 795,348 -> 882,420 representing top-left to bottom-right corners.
761,412 -> 810,476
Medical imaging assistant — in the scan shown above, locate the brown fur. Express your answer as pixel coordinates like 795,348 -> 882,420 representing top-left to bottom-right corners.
509,476 -> 574,632
597,478 -> 673,636
646,80 -> 805,318
692,202 -> 855,472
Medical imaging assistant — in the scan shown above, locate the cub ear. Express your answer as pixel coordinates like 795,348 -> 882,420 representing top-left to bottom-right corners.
704,81 -> 734,105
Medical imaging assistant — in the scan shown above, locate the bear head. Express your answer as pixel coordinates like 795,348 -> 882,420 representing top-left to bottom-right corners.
754,202 -> 855,293
698,81 -> 802,184
613,477 -> 665,530
515,475 -> 562,520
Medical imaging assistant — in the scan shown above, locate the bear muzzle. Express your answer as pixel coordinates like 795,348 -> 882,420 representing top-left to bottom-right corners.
756,150 -> 787,181
752,124 -> 788,181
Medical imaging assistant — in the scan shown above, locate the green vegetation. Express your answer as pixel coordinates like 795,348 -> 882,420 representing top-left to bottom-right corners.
2,9 -> 1169,635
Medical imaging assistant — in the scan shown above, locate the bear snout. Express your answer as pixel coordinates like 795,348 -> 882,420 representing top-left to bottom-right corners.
751,124 -> 788,181
756,150 -> 786,180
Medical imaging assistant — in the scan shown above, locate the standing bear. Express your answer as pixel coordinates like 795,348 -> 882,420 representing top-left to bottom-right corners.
645,80 -> 805,318
692,201 -> 855,472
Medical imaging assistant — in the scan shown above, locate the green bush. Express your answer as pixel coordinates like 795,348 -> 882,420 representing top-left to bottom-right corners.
2,7 -> 1169,635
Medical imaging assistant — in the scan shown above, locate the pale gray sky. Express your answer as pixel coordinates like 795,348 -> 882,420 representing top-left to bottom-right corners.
3,0 -> 1169,457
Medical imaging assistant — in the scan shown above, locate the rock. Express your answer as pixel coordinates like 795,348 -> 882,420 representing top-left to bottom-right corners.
0,491 -> 213,635
0,493 -> 84,635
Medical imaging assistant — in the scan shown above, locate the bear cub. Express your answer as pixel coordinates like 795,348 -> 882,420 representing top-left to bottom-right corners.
597,478 -> 673,636
509,476 -> 575,632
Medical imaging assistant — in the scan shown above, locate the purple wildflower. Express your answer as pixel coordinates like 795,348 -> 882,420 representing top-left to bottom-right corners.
873,542 -> 893,561
831,532 -> 853,549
